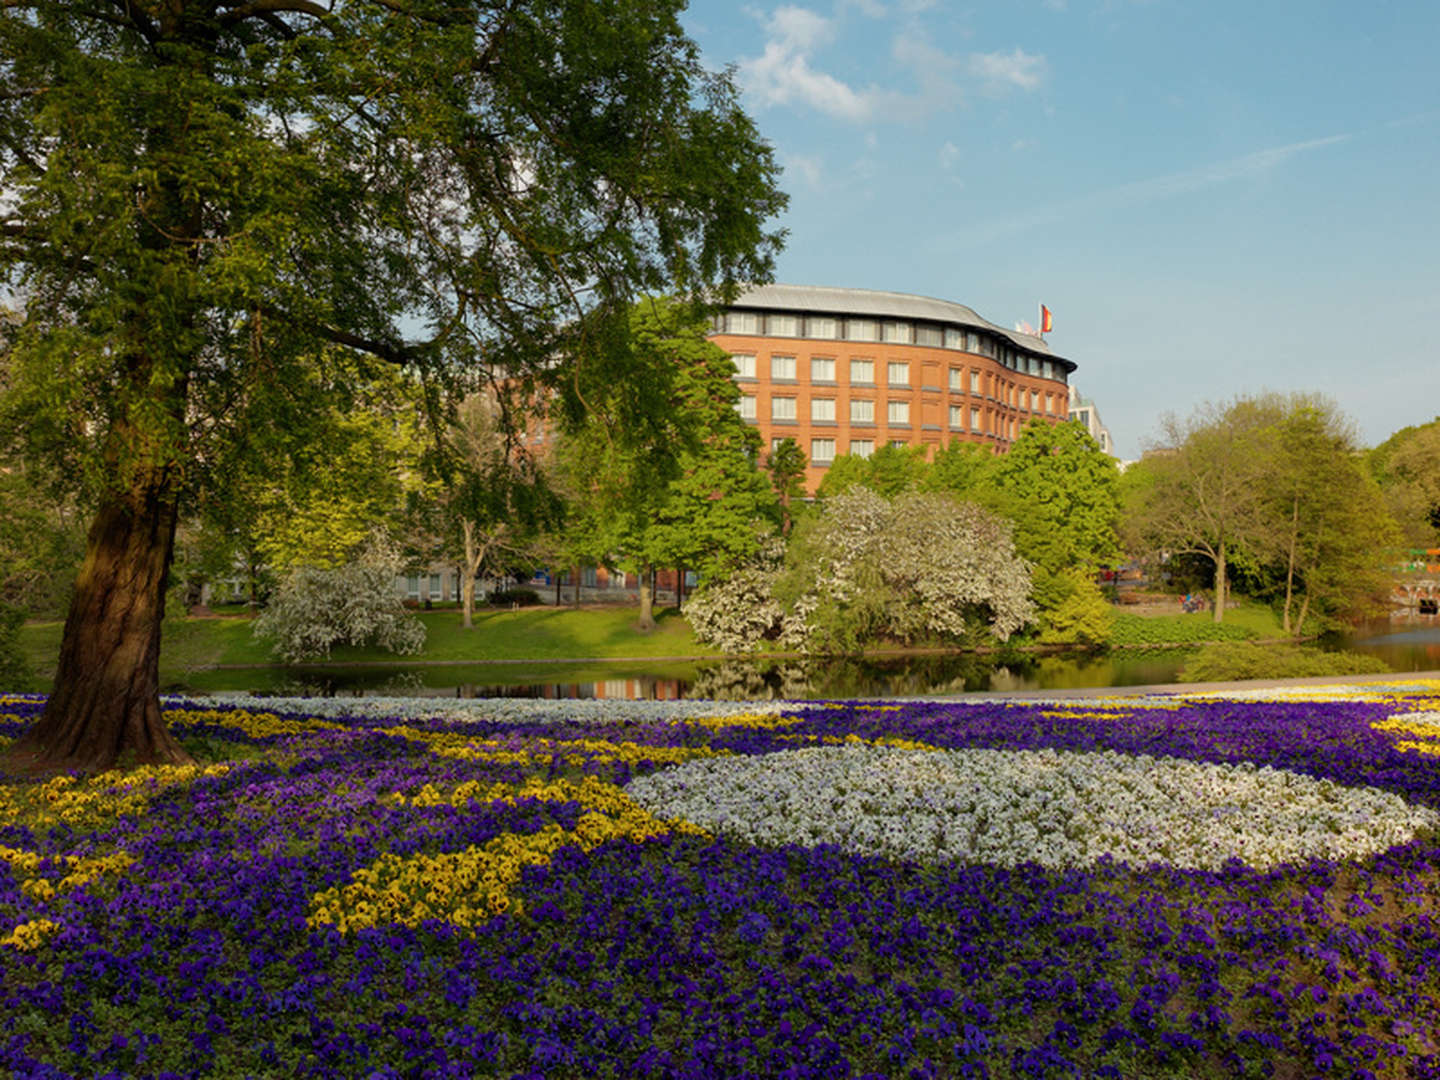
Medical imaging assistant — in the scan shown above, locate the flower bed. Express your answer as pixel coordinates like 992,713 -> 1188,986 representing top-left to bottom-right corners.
1,683 -> 1439,1078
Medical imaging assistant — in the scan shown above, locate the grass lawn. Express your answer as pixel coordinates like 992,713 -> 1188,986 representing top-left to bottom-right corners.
1,682 -> 1438,1076
1108,598 -> 1287,648
17,605 -> 719,692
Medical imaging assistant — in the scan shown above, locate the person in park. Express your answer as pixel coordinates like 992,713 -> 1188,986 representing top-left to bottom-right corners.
0,0 -> 786,773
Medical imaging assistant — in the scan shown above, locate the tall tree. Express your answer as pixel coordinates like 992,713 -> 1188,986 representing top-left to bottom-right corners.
765,437 -> 807,536
558,297 -> 775,630
1369,418 -> 1440,548
988,417 -> 1121,575
1123,400 -> 1277,623
0,0 -> 785,772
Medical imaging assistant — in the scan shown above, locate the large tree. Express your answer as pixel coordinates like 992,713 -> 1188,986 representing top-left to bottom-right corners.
0,0 -> 785,772
1123,400 -> 1278,623
1369,417 -> 1440,549
558,296 -> 775,630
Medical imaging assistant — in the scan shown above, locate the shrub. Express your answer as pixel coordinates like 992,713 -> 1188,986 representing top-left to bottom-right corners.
1109,612 -> 1255,647
253,535 -> 425,663
0,602 -> 28,688
488,588 -> 541,607
1179,641 -> 1391,683
1035,570 -> 1115,647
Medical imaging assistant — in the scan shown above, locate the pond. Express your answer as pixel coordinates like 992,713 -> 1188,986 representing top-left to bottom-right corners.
180,617 -> 1440,701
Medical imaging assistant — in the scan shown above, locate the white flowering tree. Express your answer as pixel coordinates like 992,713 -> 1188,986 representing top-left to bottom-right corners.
253,535 -> 425,663
686,489 -> 1034,653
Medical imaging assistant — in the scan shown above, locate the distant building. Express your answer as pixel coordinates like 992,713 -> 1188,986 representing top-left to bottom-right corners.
1066,385 -> 1113,456
708,285 -> 1077,492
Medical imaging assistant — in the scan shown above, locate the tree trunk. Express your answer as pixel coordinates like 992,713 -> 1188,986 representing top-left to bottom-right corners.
1295,594 -> 1312,638
6,468 -> 192,774
461,521 -> 477,629
1212,541 -> 1227,624
572,565 -> 580,607
637,562 -> 655,631
1282,496 -> 1299,635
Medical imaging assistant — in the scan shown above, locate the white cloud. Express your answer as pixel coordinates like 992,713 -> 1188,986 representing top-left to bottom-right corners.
968,48 -> 1048,94
938,141 -> 960,170
780,151 -> 825,189
838,0 -> 887,15
738,6 -> 882,121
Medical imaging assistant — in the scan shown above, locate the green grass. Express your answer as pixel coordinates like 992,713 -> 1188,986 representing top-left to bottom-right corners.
1108,599 -> 1287,647
17,606 -> 719,693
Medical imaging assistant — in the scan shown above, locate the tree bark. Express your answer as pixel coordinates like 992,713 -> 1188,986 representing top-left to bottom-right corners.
1212,541 -> 1227,624
637,562 -> 655,630
6,466 -> 193,774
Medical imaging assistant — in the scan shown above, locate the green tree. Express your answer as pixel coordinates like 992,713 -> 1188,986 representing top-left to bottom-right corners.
990,418 -> 1121,575
924,440 -> 998,500
1369,418 -> 1440,548
1124,400 -> 1277,623
814,453 -> 874,499
765,437 -> 807,536
558,297 -> 775,630
1259,396 -> 1399,634
0,0 -> 784,771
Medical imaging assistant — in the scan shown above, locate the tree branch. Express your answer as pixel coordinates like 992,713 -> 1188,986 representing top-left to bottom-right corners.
216,0 -> 330,24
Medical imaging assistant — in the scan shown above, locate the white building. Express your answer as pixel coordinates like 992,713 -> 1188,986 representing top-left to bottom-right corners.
1067,385 -> 1114,456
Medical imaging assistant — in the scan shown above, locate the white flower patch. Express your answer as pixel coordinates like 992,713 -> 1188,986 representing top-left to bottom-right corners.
175,693 -> 799,726
625,746 -> 1440,872
1383,710 -> 1440,733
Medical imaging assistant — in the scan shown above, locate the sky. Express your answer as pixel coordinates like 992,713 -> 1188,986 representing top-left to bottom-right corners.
678,0 -> 1440,459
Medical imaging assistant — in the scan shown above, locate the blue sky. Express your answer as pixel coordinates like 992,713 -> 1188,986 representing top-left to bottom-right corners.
679,0 -> 1440,459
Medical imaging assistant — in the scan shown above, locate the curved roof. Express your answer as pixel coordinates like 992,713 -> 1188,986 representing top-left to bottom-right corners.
723,283 -> 1074,371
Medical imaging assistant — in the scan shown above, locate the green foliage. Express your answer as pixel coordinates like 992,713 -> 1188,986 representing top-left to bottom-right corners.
1368,417 -> 1440,547
991,419 -> 1121,574
765,437 -> 807,534
814,453 -> 874,499
1109,613 -> 1257,646
252,536 -> 425,663
681,540 -> 793,653
1179,641 -> 1391,683
487,588 -> 542,607
1034,570 -> 1115,647
0,602 -> 29,688
923,440 -> 998,500
558,298 -> 778,588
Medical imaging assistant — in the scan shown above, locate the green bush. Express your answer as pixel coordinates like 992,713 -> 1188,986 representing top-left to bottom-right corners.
0,602 -> 29,688
1035,570 -> 1114,647
1109,612 -> 1255,647
488,588 -> 541,607
1179,641 -> 1391,683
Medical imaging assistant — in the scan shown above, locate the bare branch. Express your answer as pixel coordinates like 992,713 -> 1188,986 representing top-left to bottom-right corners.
215,0 -> 330,23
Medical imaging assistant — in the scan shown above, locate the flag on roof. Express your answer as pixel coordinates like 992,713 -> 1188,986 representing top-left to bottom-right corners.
1040,305 -> 1053,334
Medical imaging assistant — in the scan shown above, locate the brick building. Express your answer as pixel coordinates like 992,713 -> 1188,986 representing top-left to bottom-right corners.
709,284 -> 1077,492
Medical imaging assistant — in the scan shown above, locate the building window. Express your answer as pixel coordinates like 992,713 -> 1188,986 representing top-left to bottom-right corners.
845,318 -> 878,342
771,354 -> 796,380
811,356 -> 836,382
732,353 -> 756,378
1046,393 -> 1054,415
887,361 -> 910,386
969,369 -> 980,393
916,324 -> 943,347
811,438 -> 835,463
429,573 -> 442,599
977,335 -> 995,358
970,407 -> 982,433
768,313 -> 798,337
771,396 -> 796,421
949,405 -> 964,428
887,400 -> 910,424
812,398 -> 836,422
406,574 -> 420,599
725,311 -> 759,334
850,399 -> 874,424
850,439 -> 874,458
944,327 -> 964,350
882,321 -> 911,344
850,358 -> 874,384
1041,360 -> 1054,381
581,566 -> 598,587
948,367 -> 963,391
890,439 -> 909,449
771,436 -> 790,452
736,395 -> 756,420
808,316 -> 838,339
1030,389 -> 1040,411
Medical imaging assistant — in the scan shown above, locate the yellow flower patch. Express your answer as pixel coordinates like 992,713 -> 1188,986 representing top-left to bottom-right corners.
677,712 -> 804,731
0,764 -> 231,832
382,725 -> 729,768
0,918 -> 59,951
169,708 -> 350,740
311,778 -> 705,934
0,846 -> 136,901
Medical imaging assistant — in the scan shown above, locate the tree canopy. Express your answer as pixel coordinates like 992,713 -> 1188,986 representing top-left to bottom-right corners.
0,0 -> 786,771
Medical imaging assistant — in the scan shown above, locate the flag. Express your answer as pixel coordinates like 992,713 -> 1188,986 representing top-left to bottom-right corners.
1040,305 -> 1053,334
